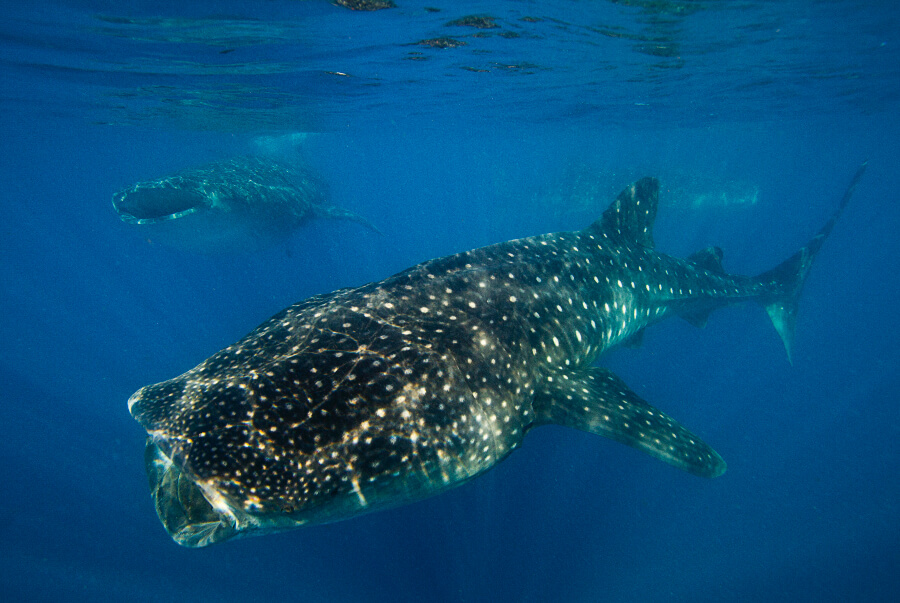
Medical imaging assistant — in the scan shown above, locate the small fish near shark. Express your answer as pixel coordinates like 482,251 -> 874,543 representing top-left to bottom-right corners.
128,164 -> 866,547
112,156 -> 379,253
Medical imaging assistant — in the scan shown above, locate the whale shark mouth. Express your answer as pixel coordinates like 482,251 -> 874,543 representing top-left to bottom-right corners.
144,438 -> 309,547
112,186 -> 205,225
144,440 -> 240,548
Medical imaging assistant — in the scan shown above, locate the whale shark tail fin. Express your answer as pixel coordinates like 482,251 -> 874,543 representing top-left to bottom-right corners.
757,162 -> 867,364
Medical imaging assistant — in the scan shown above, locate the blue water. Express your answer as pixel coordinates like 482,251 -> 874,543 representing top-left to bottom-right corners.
2,1 -> 899,601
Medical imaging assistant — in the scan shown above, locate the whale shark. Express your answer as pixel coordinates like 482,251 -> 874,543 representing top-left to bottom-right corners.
128,164 -> 865,547
112,156 -> 379,253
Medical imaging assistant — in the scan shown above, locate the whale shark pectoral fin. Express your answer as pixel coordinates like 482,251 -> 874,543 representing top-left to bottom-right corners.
533,367 -> 726,478
318,206 -> 383,235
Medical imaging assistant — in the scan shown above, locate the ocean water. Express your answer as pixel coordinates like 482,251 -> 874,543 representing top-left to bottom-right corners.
1,1 -> 898,602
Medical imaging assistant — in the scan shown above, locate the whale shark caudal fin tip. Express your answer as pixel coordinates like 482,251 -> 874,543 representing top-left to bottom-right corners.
758,162 -> 867,363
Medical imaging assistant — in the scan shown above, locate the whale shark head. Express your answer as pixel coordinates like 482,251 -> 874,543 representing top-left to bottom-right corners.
127,266 -> 537,547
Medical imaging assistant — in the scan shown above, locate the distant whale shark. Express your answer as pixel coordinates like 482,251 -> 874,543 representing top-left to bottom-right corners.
128,164 -> 866,547
113,156 -> 379,252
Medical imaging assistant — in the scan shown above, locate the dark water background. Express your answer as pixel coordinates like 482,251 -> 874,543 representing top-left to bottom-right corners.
1,1 -> 899,601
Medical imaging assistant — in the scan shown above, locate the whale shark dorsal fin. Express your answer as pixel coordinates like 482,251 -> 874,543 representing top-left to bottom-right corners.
688,246 -> 725,274
533,367 -> 726,478
679,246 -> 726,328
591,177 -> 659,248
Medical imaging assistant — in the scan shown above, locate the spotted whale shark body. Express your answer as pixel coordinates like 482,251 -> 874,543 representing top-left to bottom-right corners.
129,165 -> 866,547
112,156 -> 379,253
